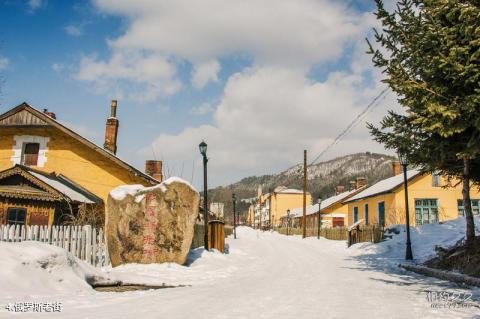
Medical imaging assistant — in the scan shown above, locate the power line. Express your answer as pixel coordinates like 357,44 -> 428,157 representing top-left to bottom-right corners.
309,87 -> 390,166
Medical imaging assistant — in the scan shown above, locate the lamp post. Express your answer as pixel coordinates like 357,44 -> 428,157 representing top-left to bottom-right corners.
199,141 -> 209,250
287,209 -> 291,236
232,193 -> 237,239
317,198 -> 322,239
398,151 -> 413,260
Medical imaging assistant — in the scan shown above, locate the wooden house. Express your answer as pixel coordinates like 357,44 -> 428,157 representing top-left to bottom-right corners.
0,101 -> 162,226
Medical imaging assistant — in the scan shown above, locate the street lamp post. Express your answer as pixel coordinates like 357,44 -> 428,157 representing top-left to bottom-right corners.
317,198 -> 322,240
287,209 -> 291,236
398,151 -> 413,260
232,193 -> 237,239
199,141 -> 209,250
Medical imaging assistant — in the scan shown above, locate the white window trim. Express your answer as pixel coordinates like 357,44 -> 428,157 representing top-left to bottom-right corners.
11,135 -> 49,168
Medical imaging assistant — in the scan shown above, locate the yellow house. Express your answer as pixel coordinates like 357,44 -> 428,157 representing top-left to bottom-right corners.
344,164 -> 480,227
286,182 -> 367,229
249,187 -> 312,228
0,102 -> 161,226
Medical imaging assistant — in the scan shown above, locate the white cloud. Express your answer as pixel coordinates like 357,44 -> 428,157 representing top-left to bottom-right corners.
190,103 -> 215,116
192,60 -> 220,89
75,51 -> 181,102
82,1 -> 400,186
140,64 -> 401,187
27,0 -> 44,12
79,0 -> 372,102
65,25 -> 82,37
93,0 -> 369,66
0,57 -> 9,70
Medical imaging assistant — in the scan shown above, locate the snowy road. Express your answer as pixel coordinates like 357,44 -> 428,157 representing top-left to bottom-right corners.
2,227 -> 479,319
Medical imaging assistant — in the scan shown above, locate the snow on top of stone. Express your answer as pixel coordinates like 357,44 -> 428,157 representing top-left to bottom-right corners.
162,177 -> 197,193
346,170 -> 421,202
109,177 -> 198,201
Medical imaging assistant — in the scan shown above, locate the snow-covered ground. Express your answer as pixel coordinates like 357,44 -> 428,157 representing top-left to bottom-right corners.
1,221 -> 479,318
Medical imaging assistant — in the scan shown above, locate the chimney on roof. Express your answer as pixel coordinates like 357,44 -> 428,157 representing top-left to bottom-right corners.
145,160 -> 163,182
335,185 -> 345,195
43,109 -> 56,119
104,100 -> 119,154
349,181 -> 357,191
392,161 -> 402,176
356,177 -> 367,189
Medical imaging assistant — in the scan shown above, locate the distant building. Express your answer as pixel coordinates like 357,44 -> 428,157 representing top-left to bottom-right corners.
281,179 -> 366,229
344,162 -> 480,227
248,186 -> 312,228
0,102 -> 162,226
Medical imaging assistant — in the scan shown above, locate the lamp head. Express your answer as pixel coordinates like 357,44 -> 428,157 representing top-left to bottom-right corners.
199,141 -> 207,156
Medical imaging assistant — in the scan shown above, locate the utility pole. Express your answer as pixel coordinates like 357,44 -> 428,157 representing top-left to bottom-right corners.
232,193 -> 237,239
303,150 -> 307,239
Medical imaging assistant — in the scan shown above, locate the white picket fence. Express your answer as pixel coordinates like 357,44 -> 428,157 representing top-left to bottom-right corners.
0,224 -> 110,268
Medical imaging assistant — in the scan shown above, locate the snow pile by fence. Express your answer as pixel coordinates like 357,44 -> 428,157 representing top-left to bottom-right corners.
348,217 -> 480,266
0,241 -> 114,298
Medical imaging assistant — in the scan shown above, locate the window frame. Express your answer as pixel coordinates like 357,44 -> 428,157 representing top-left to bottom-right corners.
6,207 -> 27,225
21,142 -> 40,166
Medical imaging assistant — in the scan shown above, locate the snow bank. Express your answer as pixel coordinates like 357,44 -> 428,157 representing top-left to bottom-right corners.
109,177 -> 197,201
0,241 -> 112,298
348,217 -> 480,267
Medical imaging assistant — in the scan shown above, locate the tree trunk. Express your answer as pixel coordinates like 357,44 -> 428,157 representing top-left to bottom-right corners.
462,157 -> 475,246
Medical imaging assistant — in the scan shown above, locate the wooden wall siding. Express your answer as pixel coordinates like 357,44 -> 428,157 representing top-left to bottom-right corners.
0,198 -> 55,225
0,224 -> 110,268
0,110 -> 49,126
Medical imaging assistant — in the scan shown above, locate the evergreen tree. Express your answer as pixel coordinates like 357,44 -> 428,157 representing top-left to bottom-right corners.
367,0 -> 480,244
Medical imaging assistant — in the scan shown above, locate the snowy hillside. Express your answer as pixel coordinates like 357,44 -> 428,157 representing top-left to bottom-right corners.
225,152 -> 396,201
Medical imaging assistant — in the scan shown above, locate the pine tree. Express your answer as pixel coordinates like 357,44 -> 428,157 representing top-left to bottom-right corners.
367,0 -> 480,244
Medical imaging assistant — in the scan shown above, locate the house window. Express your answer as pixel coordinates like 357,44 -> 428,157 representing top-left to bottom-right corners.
353,207 -> 359,223
414,199 -> 439,225
7,208 -> 26,225
432,172 -> 441,187
457,200 -> 480,216
364,203 -> 369,225
22,143 -> 40,166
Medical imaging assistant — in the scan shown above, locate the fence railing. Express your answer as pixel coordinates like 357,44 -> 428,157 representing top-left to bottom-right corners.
276,225 -> 384,245
0,224 -> 110,268
276,227 -> 348,240
347,224 -> 384,247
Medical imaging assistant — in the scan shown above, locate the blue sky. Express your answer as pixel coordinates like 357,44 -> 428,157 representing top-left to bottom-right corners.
0,0 -> 398,188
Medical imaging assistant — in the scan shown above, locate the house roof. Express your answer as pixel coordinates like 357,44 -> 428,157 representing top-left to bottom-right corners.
0,102 -> 158,185
277,188 -> 304,194
0,165 -> 102,204
345,170 -> 422,203
281,186 -> 367,218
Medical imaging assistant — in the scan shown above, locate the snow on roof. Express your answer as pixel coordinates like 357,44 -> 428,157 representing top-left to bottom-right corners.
277,188 -> 304,194
29,171 -> 95,203
346,170 -> 421,202
280,188 -> 365,218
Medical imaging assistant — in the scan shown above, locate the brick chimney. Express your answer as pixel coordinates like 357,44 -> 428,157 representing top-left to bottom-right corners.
104,100 -> 119,154
392,161 -> 402,176
43,109 -> 56,119
335,185 -> 345,195
145,160 -> 163,182
349,181 -> 357,191
356,177 -> 367,189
